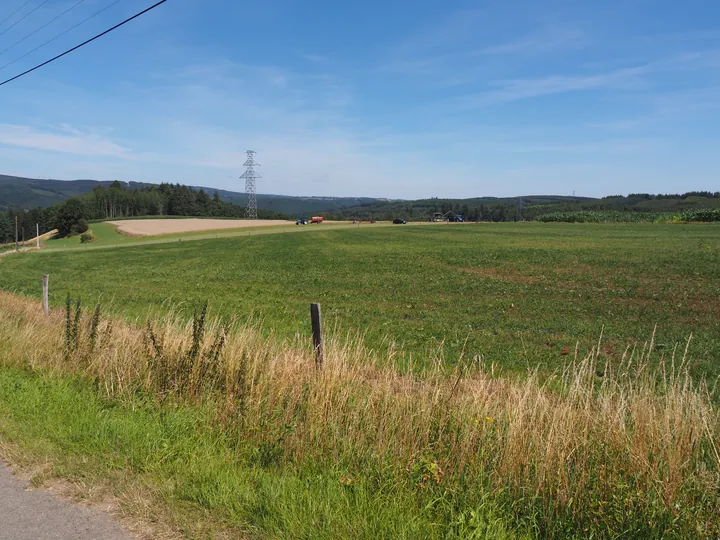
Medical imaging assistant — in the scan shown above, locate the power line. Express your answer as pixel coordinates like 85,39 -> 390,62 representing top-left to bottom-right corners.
0,0 -> 53,39
0,0 -> 167,87
0,0 -> 34,29
0,0 -> 88,58
0,0 -> 122,72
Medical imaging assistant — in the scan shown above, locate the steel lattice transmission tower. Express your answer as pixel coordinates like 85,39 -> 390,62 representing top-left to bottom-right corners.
240,150 -> 261,219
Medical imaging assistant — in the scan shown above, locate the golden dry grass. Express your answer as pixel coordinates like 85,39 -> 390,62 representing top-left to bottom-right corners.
0,290 -> 718,535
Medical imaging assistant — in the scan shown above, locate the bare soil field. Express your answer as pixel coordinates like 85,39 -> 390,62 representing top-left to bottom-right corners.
108,218 -> 293,236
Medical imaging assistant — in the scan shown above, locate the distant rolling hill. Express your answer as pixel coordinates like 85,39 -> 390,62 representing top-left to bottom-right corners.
0,175 -> 109,209
3,174 -> 718,220
0,175 -> 384,215
323,193 -> 720,221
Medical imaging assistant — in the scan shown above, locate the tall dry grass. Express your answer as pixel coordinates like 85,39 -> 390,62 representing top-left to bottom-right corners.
0,290 -> 718,535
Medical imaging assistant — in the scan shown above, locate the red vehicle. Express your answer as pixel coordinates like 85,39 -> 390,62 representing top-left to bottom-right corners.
311,216 -> 324,223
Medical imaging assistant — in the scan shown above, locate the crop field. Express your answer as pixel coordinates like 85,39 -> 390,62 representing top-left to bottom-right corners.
108,217 -> 293,236
1,222 -> 719,376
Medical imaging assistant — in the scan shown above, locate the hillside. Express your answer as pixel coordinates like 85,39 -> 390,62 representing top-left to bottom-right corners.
0,175 -> 110,209
212,189 -> 382,215
2,174 -> 719,221
328,193 -> 720,221
0,175 -> 381,215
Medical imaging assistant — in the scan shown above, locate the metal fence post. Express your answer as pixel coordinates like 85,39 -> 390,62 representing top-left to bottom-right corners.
310,303 -> 323,369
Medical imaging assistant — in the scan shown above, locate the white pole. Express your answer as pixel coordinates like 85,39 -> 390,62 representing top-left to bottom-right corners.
36,223 -> 40,248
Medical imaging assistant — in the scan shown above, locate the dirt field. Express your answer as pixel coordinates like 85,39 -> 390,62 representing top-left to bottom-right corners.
108,219 -> 293,236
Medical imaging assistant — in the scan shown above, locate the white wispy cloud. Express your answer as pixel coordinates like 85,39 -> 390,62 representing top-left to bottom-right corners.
0,124 -> 130,157
471,29 -> 586,56
440,49 -> 720,109
166,59 -> 352,121
3,14 -> 718,200
588,85 -> 720,132
445,66 -> 648,108
381,9 -> 586,78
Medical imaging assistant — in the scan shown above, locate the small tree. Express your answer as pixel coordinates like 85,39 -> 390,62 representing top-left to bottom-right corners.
73,219 -> 89,234
53,199 -> 89,237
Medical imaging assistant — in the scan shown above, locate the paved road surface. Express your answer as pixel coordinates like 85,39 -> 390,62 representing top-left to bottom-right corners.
0,462 -> 131,540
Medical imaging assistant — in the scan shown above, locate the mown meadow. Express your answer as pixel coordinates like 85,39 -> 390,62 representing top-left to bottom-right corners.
0,222 -> 719,376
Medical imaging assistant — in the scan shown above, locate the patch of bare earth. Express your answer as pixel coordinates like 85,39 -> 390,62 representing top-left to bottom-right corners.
108,219 -> 293,237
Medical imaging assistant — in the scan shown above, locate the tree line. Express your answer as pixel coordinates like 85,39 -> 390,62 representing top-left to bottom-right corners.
0,181 -> 291,242
326,200 -> 524,222
323,189 -> 720,222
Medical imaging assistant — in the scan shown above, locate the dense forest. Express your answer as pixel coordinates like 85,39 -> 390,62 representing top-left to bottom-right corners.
0,182 -> 291,243
80,181 -> 255,219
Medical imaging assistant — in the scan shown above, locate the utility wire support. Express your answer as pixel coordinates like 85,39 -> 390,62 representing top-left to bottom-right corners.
0,0 -> 88,58
0,0 -> 53,40
0,0 -> 168,87
0,0 -> 122,73
0,0 -> 34,29
240,150 -> 261,219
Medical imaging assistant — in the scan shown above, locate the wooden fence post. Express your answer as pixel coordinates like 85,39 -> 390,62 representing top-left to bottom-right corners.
310,303 -> 323,369
42,275 -> 49,315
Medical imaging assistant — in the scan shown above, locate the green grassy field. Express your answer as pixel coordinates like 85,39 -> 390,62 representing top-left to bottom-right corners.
1,221 -> 720,538
1,222 -> 719,375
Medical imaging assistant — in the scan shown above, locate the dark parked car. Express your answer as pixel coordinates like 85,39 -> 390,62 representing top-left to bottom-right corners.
393,218 -> 406,224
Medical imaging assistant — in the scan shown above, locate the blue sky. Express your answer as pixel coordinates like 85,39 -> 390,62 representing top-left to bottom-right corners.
0,0 -> 719,198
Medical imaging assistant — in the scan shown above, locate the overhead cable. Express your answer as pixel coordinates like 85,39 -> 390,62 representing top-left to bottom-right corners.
0,0 -> 53,39
0,0 -> 34,29
0,0 -> 125,75
0,0 -> 168,87
0,0 -> 88,58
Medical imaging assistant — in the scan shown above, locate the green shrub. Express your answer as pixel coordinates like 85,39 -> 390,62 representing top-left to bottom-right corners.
79,232 -> 94,244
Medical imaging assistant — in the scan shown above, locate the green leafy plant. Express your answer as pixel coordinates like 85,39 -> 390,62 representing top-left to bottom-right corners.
536,209 -> 720,223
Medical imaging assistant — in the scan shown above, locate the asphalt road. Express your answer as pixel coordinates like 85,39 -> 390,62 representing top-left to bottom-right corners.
0,462 -> 130,540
